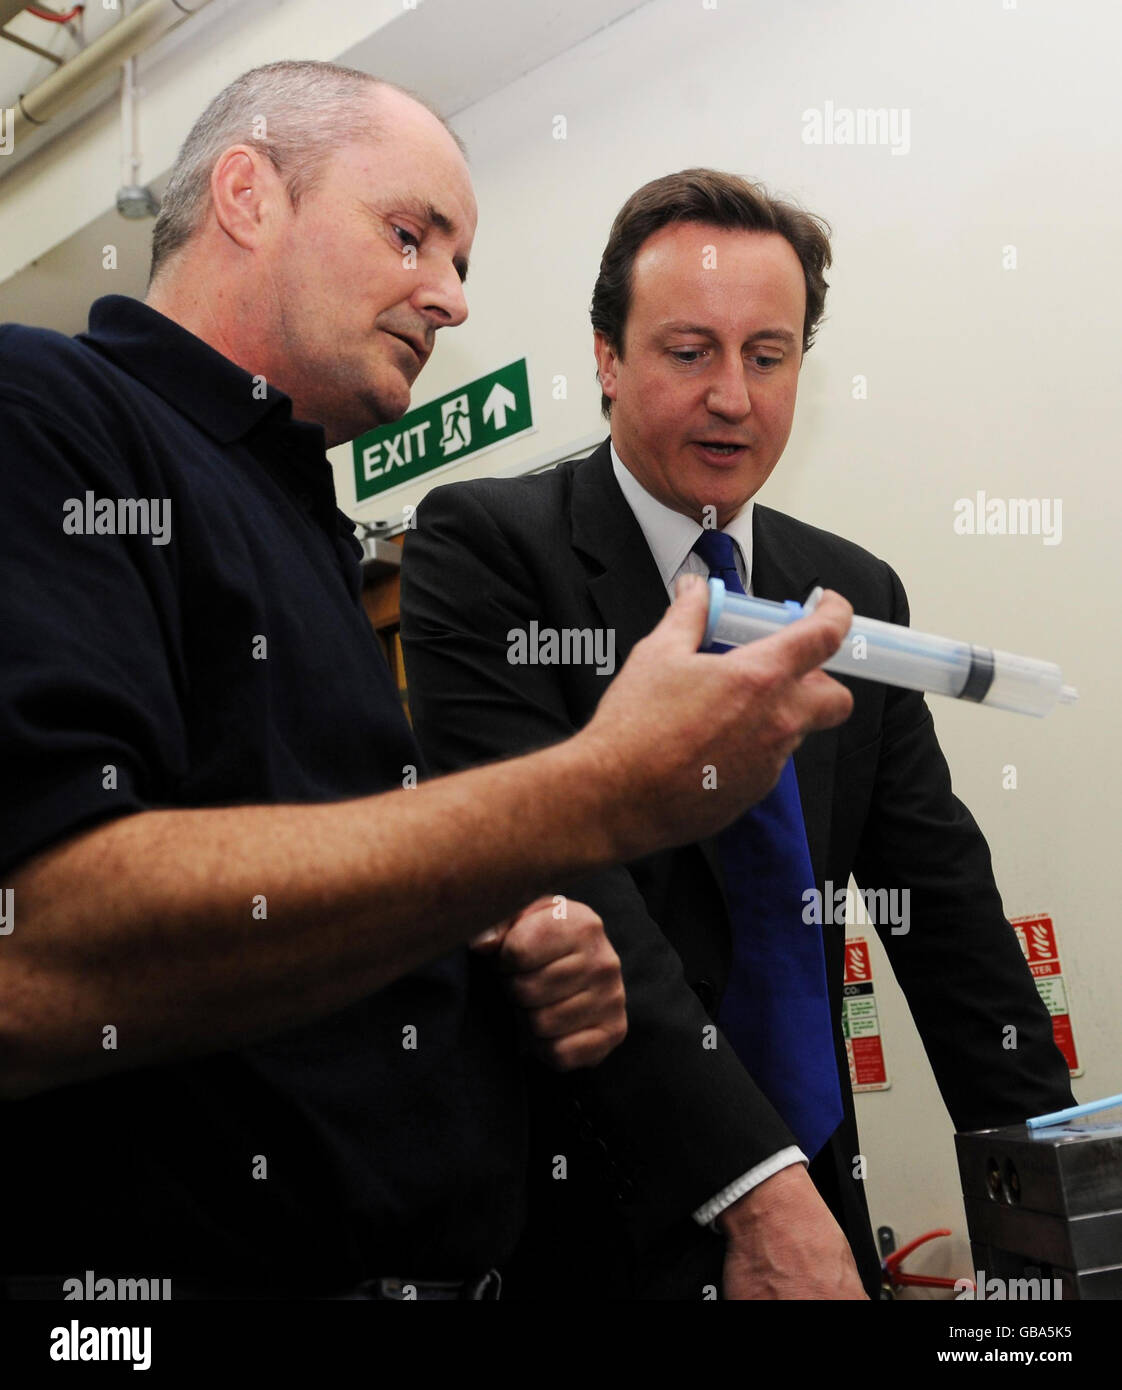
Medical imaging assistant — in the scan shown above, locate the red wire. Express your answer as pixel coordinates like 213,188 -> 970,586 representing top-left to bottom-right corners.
882,1226 -> 952,1273
28,4 -> 85,21
883,1228 -> 975,1293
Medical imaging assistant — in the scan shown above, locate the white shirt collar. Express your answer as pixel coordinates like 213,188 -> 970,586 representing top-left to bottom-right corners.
609,438 -> 755,593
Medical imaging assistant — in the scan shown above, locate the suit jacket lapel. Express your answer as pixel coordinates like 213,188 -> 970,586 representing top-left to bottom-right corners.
570,442 -> 726,883
570,440 -> 670,660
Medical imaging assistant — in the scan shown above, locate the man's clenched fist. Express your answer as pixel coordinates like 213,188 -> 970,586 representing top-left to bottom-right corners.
471,896 -> 627,1070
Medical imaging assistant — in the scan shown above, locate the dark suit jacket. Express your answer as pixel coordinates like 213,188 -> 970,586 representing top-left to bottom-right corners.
398,439 -> 1074,1299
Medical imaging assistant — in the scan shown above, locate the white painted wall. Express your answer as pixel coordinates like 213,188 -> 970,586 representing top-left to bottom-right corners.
359,0 -> 1121,1293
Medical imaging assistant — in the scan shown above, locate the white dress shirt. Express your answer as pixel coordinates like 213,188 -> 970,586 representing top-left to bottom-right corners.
609,440 -> 808,1229
610,441 -> 756,597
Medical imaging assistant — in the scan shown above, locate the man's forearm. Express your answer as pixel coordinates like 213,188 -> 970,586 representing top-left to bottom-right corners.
0,736 -> 617,1098
1,581 -> 855,1099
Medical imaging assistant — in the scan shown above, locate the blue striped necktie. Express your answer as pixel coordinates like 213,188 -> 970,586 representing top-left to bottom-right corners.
691,528 -> 843,1158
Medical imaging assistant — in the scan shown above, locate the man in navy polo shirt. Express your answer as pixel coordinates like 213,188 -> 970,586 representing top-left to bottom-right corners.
0,61 -> 856,1298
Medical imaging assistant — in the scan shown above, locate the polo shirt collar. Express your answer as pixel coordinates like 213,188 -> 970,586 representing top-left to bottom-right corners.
80,295 -> 313,446
79,295 -> 357,542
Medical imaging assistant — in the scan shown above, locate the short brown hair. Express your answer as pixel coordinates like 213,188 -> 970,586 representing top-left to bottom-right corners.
590,168 -> 832,415
149,61 -> 465,286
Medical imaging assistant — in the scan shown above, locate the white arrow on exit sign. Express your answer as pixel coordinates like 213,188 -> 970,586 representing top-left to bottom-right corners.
482,381 -> 518,431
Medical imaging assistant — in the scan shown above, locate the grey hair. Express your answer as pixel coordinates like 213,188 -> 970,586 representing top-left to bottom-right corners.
148,60 -> 464,285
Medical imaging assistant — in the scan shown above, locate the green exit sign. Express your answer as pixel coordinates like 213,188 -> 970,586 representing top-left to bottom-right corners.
352,357 -> 535,501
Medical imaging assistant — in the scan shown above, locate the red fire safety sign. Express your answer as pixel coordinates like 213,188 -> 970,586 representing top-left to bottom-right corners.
843,936 -> 889,1091
1009,913 -> 1082,1076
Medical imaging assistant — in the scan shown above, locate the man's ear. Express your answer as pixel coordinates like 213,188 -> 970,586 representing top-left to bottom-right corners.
593,330 -> 620,406
209,145 -> 283,252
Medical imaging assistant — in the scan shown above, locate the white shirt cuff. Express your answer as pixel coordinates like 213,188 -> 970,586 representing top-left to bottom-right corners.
691,1146 -> 808,1230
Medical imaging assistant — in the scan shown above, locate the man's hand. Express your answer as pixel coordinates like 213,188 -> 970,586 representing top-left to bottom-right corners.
716,1164 -> 869,1300
471,896 -> 626,1070
579,574 -> 854,861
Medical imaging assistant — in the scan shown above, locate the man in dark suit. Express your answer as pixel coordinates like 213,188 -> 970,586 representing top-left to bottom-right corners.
399,169 -> 1074,1300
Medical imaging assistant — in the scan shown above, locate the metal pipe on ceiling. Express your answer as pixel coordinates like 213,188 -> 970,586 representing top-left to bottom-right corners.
0,2 -> 33,26
4,0 -> 214,170
0,26 -> 66,63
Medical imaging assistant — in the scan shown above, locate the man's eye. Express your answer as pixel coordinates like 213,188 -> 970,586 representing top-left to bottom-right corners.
392,225 -> 420,248
753,355 -> 782,369
670,349 -> 705,364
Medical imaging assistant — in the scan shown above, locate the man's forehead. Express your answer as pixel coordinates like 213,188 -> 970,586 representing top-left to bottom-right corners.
335,104 -> 476,223
630,225 -> 803,316
340,135 -> 473,211
634,223 -> 799,271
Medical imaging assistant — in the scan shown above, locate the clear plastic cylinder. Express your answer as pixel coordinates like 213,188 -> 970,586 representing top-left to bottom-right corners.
704,582 -> 1074,717
820,613 -> 973,698
981,649 -> 1066,717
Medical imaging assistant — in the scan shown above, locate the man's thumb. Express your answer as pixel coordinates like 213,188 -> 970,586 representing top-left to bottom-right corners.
469,922 -> 511,954
655,572 -> 711,651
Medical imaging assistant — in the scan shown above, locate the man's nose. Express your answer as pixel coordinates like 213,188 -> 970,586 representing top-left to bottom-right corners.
705,358 -> 752,419
416,261 -> 469,331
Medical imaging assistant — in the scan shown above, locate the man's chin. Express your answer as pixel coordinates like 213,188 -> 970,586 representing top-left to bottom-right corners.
700,463 -> 775,519
373,391 -> 411,425
684,481 -> 759,525
315,394 -> 406,450
351,381 -> 412,436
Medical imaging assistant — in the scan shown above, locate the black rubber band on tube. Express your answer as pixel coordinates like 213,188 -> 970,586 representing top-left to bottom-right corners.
959,645 -> 996,703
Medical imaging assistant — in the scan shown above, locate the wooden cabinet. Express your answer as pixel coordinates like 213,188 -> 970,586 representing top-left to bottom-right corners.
360,533 -> 409,722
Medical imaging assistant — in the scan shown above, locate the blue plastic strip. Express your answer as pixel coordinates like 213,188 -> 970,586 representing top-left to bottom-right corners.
1026,1092 -> 1122,1130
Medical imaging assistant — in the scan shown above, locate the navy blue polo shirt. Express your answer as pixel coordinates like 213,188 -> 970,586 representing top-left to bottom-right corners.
0,295 -> 524,1288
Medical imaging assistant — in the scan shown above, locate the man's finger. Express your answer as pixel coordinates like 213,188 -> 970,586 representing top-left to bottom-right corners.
514,894 -> 558,918
468,921 -> 511,954
498,914 -> 593,974
798,667 -> 856,731
524,986 -> 626,1040
536,1023 -> 627,1072
470,894 -> 558,954
654,576 -> 852,685
724,588 -> 854,683
643,572 -> 711,653
507,952 -> 612,1008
